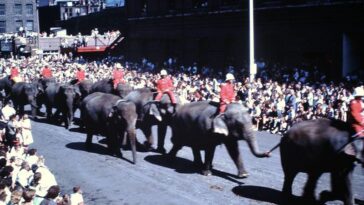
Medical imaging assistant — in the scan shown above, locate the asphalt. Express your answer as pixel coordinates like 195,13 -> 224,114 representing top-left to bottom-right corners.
30,111 -> 364,205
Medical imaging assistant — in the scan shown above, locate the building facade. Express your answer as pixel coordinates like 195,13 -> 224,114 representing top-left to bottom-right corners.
124,0 -> 364,78
0,0 -> 39,33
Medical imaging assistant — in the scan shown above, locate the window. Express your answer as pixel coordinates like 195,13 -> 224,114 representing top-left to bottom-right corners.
0,21 -> 6,33
15,4 -> 22,15
26,4 -> 33,15
0,4 -> 5,16
15,20 -> 23,31
25,20 -> 33,31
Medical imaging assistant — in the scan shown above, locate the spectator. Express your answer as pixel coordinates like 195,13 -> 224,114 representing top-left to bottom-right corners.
39,185 -> 60,205
70,186 -> 84,205
20,114 -> 33,149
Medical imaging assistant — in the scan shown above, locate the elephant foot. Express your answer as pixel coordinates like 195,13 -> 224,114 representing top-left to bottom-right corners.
143,141 -> 154,151
319,190 -> 339,204
237,171 -> 249,178
202,169 -> 212,176
156,147 -> 166,154
193,160 -> 203,169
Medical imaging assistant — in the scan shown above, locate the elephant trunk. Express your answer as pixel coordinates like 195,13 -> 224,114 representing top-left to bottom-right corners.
245,128 -> 269,158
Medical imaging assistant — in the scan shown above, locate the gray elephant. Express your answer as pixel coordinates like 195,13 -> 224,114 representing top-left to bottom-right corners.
279,118 -> 363,205
9,82 -> 41,118
124,87 -> 177,153
44,83 -> 81,129
81,92 -> 138,163
168,101 -> 269,177
90,79 -> 133,98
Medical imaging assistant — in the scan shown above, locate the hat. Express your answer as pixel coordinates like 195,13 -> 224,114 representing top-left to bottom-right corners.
115,63 -> 122,69
353,86 -> 364,97
160,69 -> 167,76
226,73 -> 235,81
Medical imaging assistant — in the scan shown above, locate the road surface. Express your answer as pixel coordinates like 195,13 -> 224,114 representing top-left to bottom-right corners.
30,116 -> 364,205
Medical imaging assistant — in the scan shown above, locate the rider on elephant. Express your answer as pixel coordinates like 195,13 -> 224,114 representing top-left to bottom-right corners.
75,65 -> 86,84
155,69 -> 177,107
112,63 -> 125,89
348,86 -> 364,137
219,73 -> 236,114
10,65 -> 19,81
41,64 -> 53,79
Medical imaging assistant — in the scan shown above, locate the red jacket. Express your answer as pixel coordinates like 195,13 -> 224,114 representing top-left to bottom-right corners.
348,98 -> 364,134
113,70 -> 124,81
220,82 -> 235,103
42,67 -> 53,78
157,77 -> 174,92
10,67 -> 19,79
76,70 -> 86,82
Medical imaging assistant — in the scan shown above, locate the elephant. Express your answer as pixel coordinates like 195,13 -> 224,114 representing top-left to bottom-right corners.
80,92 -> 137,163
76,80 -> 93,100
124,87 -> 178,153
0,76 -> 15,100
168,101 -> 270,177
279,118 -> 364,205
90,79 -> 133,98
44,83 -> 81,129
9,82 -> 41,118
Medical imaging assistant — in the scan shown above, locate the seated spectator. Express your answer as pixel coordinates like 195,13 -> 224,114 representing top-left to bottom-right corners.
25,149 -> 38,167
16,161 -> 33,188
22,188 -> 36,205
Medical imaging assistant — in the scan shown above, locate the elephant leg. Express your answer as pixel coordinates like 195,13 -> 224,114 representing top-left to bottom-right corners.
192,147 -> 203,168
328,169 -> 354,205
85,132 -> 93,148
303,172 -> 322,202
224,139 -> 248,178
46,105 -> 52,120
141,125 -> 153,150
127,128 -> 137,164
282,170 -> 297,197
168,144 -> 182,158
202,145 -> 216,176
157,123 -> 167,154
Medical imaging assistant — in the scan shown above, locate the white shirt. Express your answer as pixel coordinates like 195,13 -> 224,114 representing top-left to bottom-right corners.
1,106 -> 16,121
16,169 -> 33,188
70,192 -> 84,205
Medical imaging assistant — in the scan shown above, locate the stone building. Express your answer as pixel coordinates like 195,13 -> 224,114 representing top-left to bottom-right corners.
0,0 -> 39,33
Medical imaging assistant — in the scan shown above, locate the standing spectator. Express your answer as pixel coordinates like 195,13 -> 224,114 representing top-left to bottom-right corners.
348,86 -> 364,136
70,186 -> 84,205
5,115 -> 17,149
20,114 -> 33,149
218,73 -> 236,114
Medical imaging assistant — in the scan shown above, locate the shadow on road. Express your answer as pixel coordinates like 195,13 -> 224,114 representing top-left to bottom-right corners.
65,142 -> 136,164
145,155 -> 245,185
232,185 -> 305,205
66,142 -> 110,156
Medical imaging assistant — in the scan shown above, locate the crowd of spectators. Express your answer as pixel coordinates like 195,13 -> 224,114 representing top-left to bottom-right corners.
1,54 -> 363,135
0,101 -> 84,205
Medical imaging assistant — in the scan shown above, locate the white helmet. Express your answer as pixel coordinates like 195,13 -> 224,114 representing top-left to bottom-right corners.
115,63 -> 122,69
226,73 -> 235,81
353,86 -> 364,97
160,69 -> 168,76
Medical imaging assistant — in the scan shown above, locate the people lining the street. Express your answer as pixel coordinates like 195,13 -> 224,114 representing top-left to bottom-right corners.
0,102 -> 84,205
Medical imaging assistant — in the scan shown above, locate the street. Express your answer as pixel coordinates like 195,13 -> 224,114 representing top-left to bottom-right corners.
31,115 -> 364,205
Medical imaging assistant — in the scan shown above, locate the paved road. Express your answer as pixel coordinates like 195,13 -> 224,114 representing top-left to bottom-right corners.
30,116 -> 364,205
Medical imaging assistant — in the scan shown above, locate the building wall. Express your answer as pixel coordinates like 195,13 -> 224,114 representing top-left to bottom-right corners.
0,0 -> 39,33
124,1 -> 364,78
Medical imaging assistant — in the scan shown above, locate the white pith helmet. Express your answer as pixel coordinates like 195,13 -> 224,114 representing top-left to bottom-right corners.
353,86 -> 364,97
226,73 -> 235,81
160,69 -> 167,76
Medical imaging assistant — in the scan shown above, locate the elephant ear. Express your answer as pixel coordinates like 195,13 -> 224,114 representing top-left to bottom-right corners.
148,103 -> 162,122
212,115 -> 229,136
